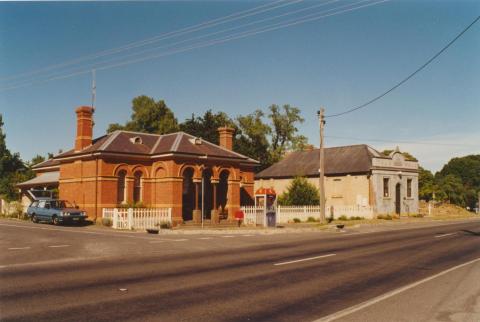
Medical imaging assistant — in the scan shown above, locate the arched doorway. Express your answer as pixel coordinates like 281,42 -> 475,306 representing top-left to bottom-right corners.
395,183 -> 401,215
218,170 -> 229,218
201,168 -> 213,219
133,171 -> 143,204
182,168 -> 195,221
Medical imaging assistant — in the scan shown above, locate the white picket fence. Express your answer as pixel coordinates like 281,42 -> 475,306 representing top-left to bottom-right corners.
240,205 -> 376,226
102,208 -> 172,230
241,206 -> 266,226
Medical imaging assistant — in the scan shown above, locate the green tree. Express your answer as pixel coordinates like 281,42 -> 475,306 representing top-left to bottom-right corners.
180,110 -> 236,145
235,110 -> 271,170
268,104 -> 305,162
0,114 -> 33,201
436,155 -> 480,209
277,177 -> 320,206
418,167 -> 435,201
107,96 -> 178,134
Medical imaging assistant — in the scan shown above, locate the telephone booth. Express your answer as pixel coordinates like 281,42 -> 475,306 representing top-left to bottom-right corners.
255,187 -> 277,227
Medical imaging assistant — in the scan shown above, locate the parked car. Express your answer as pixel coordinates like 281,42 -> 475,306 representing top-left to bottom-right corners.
27,198 -> 87,225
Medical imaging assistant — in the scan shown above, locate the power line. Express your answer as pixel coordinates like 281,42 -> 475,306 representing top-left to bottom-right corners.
0,0 -> 300,82
2,0 -> 340,89
0,0 -> 389,92
325,15 -> 480,118
326,135 -> 479,147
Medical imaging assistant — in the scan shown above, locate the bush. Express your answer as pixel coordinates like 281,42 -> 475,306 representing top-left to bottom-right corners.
377,214 -> 393,220
277,177 -> 320,206
101,218 -> 112,227
338,215 -> 348,221
307,216 -> 318,223
293,218 -> 301,223
409,213 -> 424,218
159,221 -> 171,229
349,216 -> 364,220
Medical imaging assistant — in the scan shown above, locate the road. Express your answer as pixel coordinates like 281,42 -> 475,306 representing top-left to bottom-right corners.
0,219 -> 479,322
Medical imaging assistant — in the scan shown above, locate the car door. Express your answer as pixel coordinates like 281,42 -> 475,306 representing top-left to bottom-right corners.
37,200 -> 47,220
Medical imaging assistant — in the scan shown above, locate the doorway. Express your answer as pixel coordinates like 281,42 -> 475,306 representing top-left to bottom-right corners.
395,183 -> 401,215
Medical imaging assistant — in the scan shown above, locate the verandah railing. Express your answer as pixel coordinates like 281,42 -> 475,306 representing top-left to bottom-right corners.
102,208 -> 172,230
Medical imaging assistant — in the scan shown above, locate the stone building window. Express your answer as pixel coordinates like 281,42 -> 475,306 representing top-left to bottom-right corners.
117,170 -> 127,204
133,171 -> 143,203
407,179 -> 412,198
383,178 -> 390,197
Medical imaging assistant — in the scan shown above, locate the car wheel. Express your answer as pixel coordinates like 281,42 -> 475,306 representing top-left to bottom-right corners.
52,216 -> 60,225
31,214 -> 38,223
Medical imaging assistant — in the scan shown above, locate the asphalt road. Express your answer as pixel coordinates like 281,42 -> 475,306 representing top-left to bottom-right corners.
0,219 -> 479,322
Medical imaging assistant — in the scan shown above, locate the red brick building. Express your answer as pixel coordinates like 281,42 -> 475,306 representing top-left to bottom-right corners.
22,106 -> 258,224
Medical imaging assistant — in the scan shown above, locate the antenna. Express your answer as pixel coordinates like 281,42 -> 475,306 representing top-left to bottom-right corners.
91,69 -> 96,112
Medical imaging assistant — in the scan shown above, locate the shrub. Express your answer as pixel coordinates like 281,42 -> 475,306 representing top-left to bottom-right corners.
307,216 -> 318,223
159,221 -> 171,229
101,218 -> 112,227
338,215 -> 348,221
349,216 -> 364,220
293,218 -> 301,223
277,177 -> 320,206
377,214 -> 393,220
410,213 -> 424,218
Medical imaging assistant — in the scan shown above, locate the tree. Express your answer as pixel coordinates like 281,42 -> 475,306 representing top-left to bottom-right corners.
436,155 -> 480,209
29,155 -> 46,167
268,104 -> 305,162
418,167 -> 435,201
0,114 -> 33,201
235,110 -> 271,170
180,110 -> 236,145
107,96 -> 178,134
277,177 -> 320,206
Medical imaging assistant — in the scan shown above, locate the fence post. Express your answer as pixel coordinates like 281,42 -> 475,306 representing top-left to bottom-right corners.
127,208 -> 133,230
168,208 -> 172,223
113,208 -> 118,229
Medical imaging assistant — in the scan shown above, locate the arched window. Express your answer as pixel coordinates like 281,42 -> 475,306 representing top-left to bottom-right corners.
117,170 -> 127,204
133,171 -> 143,203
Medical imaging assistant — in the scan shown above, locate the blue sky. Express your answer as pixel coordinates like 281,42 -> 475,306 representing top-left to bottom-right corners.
0,0 -> 479,172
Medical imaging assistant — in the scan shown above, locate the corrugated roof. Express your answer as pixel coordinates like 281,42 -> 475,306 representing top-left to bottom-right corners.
16,171 -> 60,187
255,145 -> 376,179
31,158 -> 60,170
55,130 -> 259,164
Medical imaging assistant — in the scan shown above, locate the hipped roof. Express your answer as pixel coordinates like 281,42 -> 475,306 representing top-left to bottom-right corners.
33,130 -> 258,168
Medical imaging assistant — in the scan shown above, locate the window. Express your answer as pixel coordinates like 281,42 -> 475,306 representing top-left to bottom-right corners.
117,170 -> 127,204
383,178 -> 390,197
133,171 -> 143,203
38,200 -> 46,208
407,179 -> 412,198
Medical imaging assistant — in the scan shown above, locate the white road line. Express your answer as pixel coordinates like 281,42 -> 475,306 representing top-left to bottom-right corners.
198,237 -> 213,240
221,235 -> 235,238
435,232 -> 457,238
172,239 -> 188,242
242,234 -> 254,237
8,247 -> 31,250
313,257 -> 480,322
48,245 -> 70,248
274,254 -> 336,266
149,241 -> 165,244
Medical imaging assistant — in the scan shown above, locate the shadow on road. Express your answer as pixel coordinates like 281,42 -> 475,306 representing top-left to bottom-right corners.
461,229 -> 480,236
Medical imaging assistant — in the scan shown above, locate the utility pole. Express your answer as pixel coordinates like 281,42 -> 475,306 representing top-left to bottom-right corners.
317,108 -> 326,222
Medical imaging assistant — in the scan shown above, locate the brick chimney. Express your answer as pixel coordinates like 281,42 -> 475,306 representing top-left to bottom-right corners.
217,126 -> 235,150
75,106 -> 94,151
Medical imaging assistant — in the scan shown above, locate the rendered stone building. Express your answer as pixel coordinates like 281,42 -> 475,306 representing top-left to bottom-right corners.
255,145 -> 419,215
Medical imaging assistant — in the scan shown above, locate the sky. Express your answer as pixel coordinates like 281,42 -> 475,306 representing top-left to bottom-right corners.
0,0 -> 479,172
